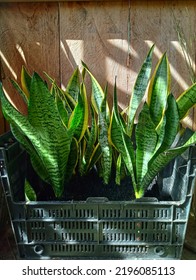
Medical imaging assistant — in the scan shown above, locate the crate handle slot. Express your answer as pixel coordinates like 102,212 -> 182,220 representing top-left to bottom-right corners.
135,197 -> 158,202
154,246 -> 166,256
86,197 -> 109,203
34,245 -> 44,255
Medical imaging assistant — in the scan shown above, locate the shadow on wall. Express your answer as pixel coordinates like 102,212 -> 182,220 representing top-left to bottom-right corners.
0,0 -> 195,133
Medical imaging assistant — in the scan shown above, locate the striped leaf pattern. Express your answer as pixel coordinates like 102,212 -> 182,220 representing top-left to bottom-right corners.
82,62 -> 112,184
54,86 -> 73,123
65,68 -> 80,102
176,83 -> 196,120
10,123 -> 50,185
136,103 -> 157,187
68,82 -> 88,142
109,81 -> 137,193
86,143 -> 102,172
81,61 -> 104,114
147,53 -> 170,131
98,105 -> 112,184
108,47 -> 195,198
1,75 -> 73,198
82,61 -> 110,121
156,94 -> 180,153
127,44 -> 154,135
115,154 -> 122,186
0,44 -> 195,201
80,105 -> 99,175
64,137 -> 78,184
44,71 -> 77,111
26,73 -> 73,197
139,131 -> 196,197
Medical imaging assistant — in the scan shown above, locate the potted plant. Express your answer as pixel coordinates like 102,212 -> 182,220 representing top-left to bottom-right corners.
0,44 -> 196,259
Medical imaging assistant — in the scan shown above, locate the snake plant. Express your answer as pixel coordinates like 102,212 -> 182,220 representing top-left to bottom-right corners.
82,62 -> 112,184
0,67 -> 88,198
108,45 -> 196,198
0,45 -> 196,200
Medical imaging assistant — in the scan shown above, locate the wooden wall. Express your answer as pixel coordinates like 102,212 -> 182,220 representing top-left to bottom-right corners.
0,0 -> 195,134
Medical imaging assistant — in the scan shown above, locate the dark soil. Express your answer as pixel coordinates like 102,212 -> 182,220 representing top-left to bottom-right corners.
64,170 -> 135,201
63,169 -> 163,202
26,161 -> 167,202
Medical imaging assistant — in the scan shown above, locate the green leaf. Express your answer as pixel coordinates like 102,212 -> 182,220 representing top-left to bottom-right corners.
44,71 -> 77,111
65,67 -> 80,102
55,93 -> 69,127
139,130 -> 196,198
82,61 -> 103,113
158,94 -> 180,153
86,143 -> 102,172
127,44 -> 154,135
0,87 -> 51,187
176,83 -> 196,120
65,137 -> 78,183
10,123 -> 50,185
98,88 -> 112,184
116,154 -> 122,185
136,103 -> 157,185
109,81 -> 137,192
25,179 -> 37,202
153,115 -> 166,155
82,62 -> 112,184
81,61 -> 110,120
98,119 -> 112,184
1,74 -> 73,198
149,94 -> 180,166
68,82 -> 88,142
54,85 -> 73,121
147,53 -> 170,130
80,105 -> 98,175
28,74 -> 73,197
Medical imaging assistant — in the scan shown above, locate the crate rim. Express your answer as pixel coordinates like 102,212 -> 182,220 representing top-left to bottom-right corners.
5,193 -> 193,206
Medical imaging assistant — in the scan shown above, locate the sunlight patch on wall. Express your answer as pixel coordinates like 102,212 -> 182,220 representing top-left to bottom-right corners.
145,40 -> 163,59
169,62 -> 189,90
2,87 -> 18,111
171,40 -> 195,85
0,50 -> 17,80
108,39 -> 139,59
16,44 -> 27,64
61,40 -> 84,68
146,40 -> 189,90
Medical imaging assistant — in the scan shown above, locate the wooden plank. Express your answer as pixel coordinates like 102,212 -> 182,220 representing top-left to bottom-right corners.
129,0 -> 193,93
60,0 -> 196,126
60,1 -> 130,110
0,2 -> 60,130
0,0 -> 130,2
169,0 -> 196,129
0,0 -> 195,2
129,0 -> 196,129
0,0 -> 195,131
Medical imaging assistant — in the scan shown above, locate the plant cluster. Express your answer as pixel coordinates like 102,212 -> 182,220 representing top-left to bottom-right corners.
0,45 -> 196,200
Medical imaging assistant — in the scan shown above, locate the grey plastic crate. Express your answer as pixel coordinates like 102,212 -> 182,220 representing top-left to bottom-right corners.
0,132 -> 195,259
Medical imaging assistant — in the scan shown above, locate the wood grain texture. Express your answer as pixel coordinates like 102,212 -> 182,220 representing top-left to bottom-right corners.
0,0 -> 126,2
129,0 -> 196,129
0,2 -> 60,118
0,0 -> 195,133
59,1 -> 130,109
